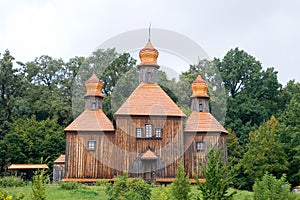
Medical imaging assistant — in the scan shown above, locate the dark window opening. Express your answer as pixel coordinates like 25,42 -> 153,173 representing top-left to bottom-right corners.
199,103 -> 203,112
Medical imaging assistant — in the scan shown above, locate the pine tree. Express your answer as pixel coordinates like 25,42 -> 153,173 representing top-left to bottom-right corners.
171,160 -> 191,200
195,148 -> 236,200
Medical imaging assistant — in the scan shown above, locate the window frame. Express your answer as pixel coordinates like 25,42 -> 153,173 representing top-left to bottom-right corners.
196,141 -> 204,151
136,128 -> 142,138
155,128 -> 162,138
145,124 -> 152,138
91,102 -> 97,110
87,140 -> 96,151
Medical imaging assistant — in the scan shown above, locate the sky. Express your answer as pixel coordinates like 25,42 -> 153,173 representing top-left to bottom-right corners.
0,0 -> 299,84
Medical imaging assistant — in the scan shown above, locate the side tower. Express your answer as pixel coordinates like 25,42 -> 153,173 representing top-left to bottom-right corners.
114,41 -> 186,182
64,74 -> 115,180
184,75 -> 228,178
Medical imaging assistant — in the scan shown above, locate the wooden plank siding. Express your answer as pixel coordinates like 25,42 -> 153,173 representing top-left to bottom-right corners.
65,131 -> 115,179
114,115 -> 184,179
184,132 -> 227,178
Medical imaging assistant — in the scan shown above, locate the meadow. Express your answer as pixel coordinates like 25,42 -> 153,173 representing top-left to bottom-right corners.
4,184 -> 255,200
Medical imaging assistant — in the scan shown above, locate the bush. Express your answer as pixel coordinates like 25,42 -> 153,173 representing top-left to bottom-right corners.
0,189 -> 12,200
59,182 -> 82,190
151,185 -> 172,200
170,160 -> 191,200
105,173 -> 151,200
0,176 -> 25,188
253,172 -> 294,200
31,170 -> 48,200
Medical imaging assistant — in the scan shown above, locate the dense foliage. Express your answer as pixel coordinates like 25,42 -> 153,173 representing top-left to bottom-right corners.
105,173 -> 151,200
253,173 -> 294,200
170,160 -> 191,200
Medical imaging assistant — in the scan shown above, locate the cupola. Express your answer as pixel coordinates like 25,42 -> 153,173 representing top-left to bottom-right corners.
138,41 -> 160,83
190,75 -> 210,112
84,74 -> 103,110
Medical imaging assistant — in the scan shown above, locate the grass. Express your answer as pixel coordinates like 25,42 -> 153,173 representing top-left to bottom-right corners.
4,184 -> 108,200
3,184 -> 300,200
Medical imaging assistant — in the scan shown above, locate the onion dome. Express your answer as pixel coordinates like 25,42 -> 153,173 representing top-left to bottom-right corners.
84,73 -> 103,97
139,41 -> 159,65
191,75 -> 209,98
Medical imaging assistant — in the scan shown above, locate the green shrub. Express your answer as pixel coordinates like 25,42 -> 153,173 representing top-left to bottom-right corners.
151,185 -> 172,200
105,173 -> 151,200
0,189 -> 13,200
31,170 -> 48,200
253,172 -> 294,200
170,160 -> 191,200
59,182 -> 82,190
0,176 -> 25,188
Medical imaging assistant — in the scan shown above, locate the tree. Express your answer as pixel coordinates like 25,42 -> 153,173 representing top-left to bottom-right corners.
242,116 -> 288,188
215,48 -> 281,146
5,116 -> 65,166
0,50 -> 23,136
278,91 -> 300,186
195,148 -> 236,200
170,160 -> 191,200
253,172 -> 293,200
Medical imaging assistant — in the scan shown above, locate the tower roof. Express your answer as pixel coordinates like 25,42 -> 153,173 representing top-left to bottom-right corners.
115,83 -> 185,117
191,75 -> 209,98
184,111 -> 228,133
64,109 -> 114,131
84,73 -> 103,97
139,41 -> 159,66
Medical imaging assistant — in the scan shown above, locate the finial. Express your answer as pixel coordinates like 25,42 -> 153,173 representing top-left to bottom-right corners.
148,22 -> 151,42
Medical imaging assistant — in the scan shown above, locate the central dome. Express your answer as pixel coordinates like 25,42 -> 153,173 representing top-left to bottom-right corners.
139,41 -> 159,65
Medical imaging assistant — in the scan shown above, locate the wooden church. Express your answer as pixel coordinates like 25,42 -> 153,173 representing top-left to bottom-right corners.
62,40 -> 228,182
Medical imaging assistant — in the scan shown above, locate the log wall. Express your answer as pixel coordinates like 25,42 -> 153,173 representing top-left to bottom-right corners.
184,132 -> 227,178
65,131 -> 115,179
114,115 -> 184,178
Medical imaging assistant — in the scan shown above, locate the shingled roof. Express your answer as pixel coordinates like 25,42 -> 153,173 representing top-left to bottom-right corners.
184,111 -> 228,133
115,83 -> 185,117
65,109 -> 114,131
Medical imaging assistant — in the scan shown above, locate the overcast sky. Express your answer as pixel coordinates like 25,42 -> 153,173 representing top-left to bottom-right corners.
0,0 -> 299,84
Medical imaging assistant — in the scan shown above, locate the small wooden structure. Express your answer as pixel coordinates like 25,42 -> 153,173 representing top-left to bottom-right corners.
53,154 -> 65,181
8,164 -> 48,180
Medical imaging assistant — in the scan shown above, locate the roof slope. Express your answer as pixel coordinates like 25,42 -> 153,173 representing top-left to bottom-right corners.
115,83 -> 185,117
184,111 -> 228,133
54,154 -> 65,164
141,149 -> 158,160
65,109 -> 114,131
